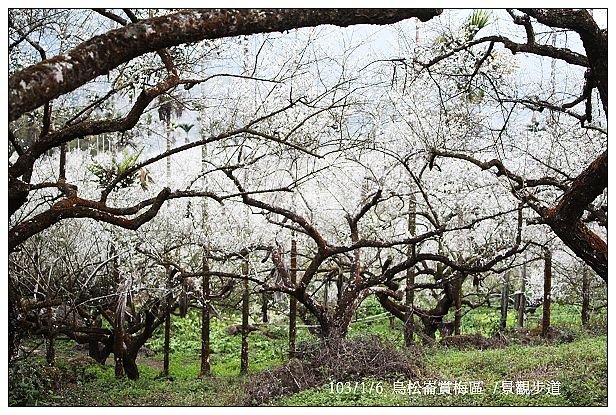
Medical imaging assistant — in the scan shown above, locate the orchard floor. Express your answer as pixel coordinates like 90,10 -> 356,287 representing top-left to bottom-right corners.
13,334 -> 607,407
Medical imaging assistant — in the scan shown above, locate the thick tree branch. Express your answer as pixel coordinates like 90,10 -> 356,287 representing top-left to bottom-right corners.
9,8 -> 442,120
520,8 -> 607,114
10,75 -> 179,181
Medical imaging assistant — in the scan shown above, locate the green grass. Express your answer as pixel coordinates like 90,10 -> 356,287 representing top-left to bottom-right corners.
11,303 -> 607,407
48,362 -> 247,406
276,335 -> 607,406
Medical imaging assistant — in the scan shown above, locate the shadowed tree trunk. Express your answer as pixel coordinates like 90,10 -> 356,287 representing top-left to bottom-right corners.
199,133 -> 211,378
323,277 -> 329,308
336,266 -> 343,304
113,317 -> 124,379
162,266 -> 174,378
500,272 -> 510,331
88,338 -> 111,365
421,294 -> 454,344
289,236 -> 297,358
45,308 -> 56,366
261,292 -> 269,323
518,262 -> 527,329
8,286 -> 21,365
122,308 -> 160,380
453,274 -> 462,336
542,249 -> 552,337
404,192 -> 416,346
112,246 -> 125,379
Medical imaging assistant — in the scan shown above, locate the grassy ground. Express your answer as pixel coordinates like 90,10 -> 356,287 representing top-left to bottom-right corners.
277,335 -> 607,406
10,303 -> 607,407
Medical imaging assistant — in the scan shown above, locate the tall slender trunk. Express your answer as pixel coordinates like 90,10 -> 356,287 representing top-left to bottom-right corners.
500,271 -> 509,331
261,292 -> 269,323
114,322 -> 124,379
113,250 -> 124,379
162,266 -> 172,377
518,261 -> 527,329
240,256 -> 249,375
581,267 -> 591,328
289,236 -> 297,358
336,266 -> 343,304
404,193 -> 416,346
200,255 -> 211,377
323,277 -> 329,308
45,308 -> 56,366
542,249 -> 552,337
453,275 -> 462,336
199,125 -> 211,377
166,120 -> 172,187
59,144 -> 66,181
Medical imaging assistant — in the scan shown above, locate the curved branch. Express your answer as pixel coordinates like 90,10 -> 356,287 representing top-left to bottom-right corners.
9,8 -> 442,120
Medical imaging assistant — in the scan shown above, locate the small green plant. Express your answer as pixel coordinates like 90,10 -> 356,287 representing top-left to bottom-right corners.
465,10 -> 491,40
8,359 -> 60,406
87,148 -> 143,190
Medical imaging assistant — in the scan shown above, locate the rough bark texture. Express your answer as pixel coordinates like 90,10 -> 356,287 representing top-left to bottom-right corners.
539,151 -> 607,281
9,187 -> 171,252
9,9 -> 442,120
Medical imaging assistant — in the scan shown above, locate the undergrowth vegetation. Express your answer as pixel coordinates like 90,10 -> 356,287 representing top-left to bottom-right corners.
9,303 -> 607,407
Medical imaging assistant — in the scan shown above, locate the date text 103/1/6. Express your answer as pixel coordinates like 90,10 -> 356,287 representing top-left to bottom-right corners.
329,381 -> 384,395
